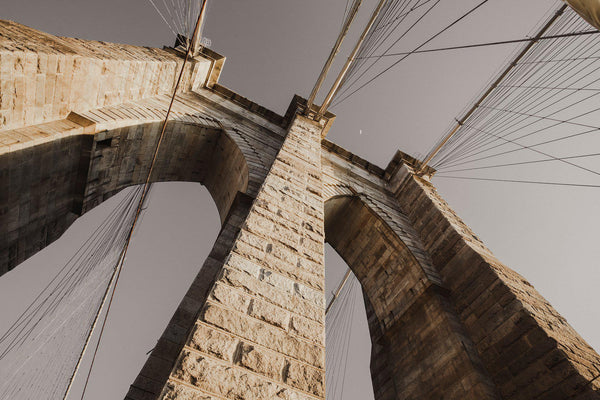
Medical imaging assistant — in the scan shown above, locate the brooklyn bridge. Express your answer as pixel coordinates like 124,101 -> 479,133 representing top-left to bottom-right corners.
1,0 -> 599,399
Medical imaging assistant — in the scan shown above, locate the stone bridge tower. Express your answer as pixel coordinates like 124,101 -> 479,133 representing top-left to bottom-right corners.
1,20 -> 599,400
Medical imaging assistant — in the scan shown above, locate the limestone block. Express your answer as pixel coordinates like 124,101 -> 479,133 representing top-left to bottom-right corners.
208,282 -> 251,313
220,268 -> 323,323
289,316 -> 324,346
188,323 -> 239,363
284,360 -> 324,397
161,381 -> 216,400
202,303 -> 324,369
171,350 -> 315,400
248,298 -> 290,330
237,342 -> 285,380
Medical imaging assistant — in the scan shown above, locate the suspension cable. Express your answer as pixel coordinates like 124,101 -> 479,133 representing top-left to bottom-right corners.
65,5 -> 208,399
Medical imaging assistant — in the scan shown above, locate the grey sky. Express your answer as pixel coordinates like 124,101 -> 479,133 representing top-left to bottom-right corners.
1,0 -> 599,399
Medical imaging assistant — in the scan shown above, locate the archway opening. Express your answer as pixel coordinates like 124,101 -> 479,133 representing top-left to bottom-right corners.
0,118 -> 254,398
0,182 -> 221,399
325,194 -> 441,400
325,243 -> 375,400
81,120 -> 249,225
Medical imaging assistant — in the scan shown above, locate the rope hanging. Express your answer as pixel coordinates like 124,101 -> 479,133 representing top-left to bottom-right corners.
355,29 -> 600,58
330,0 -> 490,108
73,9 -> 207,399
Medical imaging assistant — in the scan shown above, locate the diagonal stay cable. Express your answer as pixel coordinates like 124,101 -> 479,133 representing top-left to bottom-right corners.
435,175 -> 600,188
436,126 -> 600,171
445,82 -> 600,165
332,0 -> 491,107
370,0 -> 437,34
459,120 -> 600,177
439,152 -> 600,173
477,101 -> 600,132
433,29 -> 600,169
336,0 -> 441,103
356,29 -> 600,58
0,187 -> 141,360
0,189 -> 136,346
420,4 -> 573,171
147,0 -> 178,36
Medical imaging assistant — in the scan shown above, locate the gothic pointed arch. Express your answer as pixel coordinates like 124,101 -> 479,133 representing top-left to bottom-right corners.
0,90 -> 285,274
324,193 -> 499,399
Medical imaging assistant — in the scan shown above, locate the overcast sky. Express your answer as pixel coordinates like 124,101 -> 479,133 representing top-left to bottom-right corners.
1,0 -> 599,399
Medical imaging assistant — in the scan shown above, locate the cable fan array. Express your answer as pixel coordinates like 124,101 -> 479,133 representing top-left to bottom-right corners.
331,0 -> 442,107
147,0 -> 207,46
329,0 -> 497,109
0,186 -> 144,399
326,272 -> 360,400
424,4 -> 600,188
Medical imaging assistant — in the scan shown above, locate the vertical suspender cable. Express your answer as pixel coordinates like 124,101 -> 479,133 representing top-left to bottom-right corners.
62,5 -> 208,399
305,0 -> 363,116
417,3 -> 568,174
60,249 -> 127,400
317,0 -> 389,118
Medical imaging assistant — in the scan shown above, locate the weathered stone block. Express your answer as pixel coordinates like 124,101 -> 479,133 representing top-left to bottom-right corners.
188,323 -> 239,363
237,342 -> 285,380
284,360 -> 324,397
202,303 -> 324,369
248,298 -> 290,330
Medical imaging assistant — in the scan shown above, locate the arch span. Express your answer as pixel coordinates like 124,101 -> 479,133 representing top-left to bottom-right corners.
0,117 -> 250,274
81,120 -> 248,222
324,194 -> 499,400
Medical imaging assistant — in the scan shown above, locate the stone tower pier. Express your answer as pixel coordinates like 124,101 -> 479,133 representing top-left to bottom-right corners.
0,20 -> 599,400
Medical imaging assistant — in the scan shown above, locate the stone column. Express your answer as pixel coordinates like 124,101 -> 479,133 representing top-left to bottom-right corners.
388,157 -> 600,399
156,114 -> 327,399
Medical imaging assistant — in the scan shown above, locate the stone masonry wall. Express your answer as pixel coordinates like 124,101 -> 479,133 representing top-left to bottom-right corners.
0,88 -> 285,274
143,114 -> 327,400
0,20 -> 212,132
389,159 -> 600,399
324,189 -> 499,398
